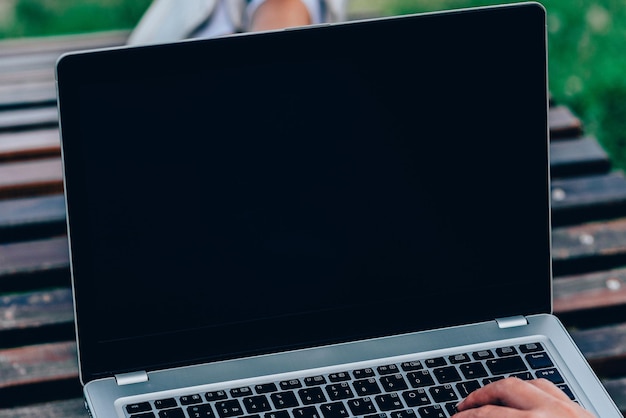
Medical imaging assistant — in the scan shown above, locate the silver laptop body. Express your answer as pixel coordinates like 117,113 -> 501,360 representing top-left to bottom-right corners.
56,3 -> 621,417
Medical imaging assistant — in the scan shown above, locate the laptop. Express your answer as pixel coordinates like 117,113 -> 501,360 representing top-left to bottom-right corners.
55,3 -> 621,417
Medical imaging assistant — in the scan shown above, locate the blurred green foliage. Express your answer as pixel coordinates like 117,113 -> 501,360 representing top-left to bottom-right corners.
382,0 -> 626,171
0,0 -> 151,38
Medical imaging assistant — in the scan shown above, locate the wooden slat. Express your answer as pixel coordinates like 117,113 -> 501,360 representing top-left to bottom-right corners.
554,268 -> 626,313
0,157 -> 63,198
0,128 -> 60,161
549,136 -> 610,178
552,218 -> 626,276
0,287 -> 74,333
551,172 -> 626,226
603,378 -> 626,415
0,82 -> 56,110
0,106 -> 58,132
549,105 -> 583,139
0,341 -> 78,389
0,398 -> 88,418
0,31 -> 128,58
570,323 -> 626,378
0,236 -> 69,284
0,194 -> 66,243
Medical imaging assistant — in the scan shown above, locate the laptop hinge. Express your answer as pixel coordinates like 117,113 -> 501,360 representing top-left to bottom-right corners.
115,370 -> 149,386
496,315 -> 528,329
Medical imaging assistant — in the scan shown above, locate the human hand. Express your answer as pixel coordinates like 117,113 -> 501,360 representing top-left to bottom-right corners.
454,377 -> 595,417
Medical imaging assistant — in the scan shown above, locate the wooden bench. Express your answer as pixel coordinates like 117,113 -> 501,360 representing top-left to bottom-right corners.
1,32 -> 626,417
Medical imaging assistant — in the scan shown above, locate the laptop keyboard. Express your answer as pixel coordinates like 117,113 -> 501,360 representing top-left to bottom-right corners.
124,342 -> 577,418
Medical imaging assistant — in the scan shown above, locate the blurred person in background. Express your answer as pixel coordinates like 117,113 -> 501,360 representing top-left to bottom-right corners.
127,0 -> 346,44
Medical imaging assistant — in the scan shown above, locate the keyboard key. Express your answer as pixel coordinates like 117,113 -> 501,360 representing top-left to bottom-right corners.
206,391 -> 228,402
231,387 -> 253,398
417,405 -> 446,418
155,399 -> 177,409
127,402 -> 152,414
429,385 -> 458,403
328,372 -> 351,382
256,383 -> 278,394
526,352 -> 554,370
482,376 -> 505,385
280,379 -> 303,390
293,406 -> 321,418
159,409 -> 185,418
400,361 -> 423,372
364,414 -> 386,418
354,378 -> 382,395
459,362 -> 488,380
472,350 -> 494,360
347,397 -> 377,415
188,404 -> 216,418
180,394 -> 203,405
265,412 -> 290,418
353,368 -> 375,379
374,393 -> 404,411
216,400 -> 245,418
486,356 -> 527,375
305,376 -> 327,386
519,343 -> 544,353
425,357 -> 446,368
133,413 -> 155,418
510,372 -> 533,380
243,395 -> 272,414
271,391 -> 299,409
433,366 -> 461,384
445,402 -> 458,416
536,368 -> 564,384
390,409 -> 417,418
449,353 -> 471,364
380,374 -> 408,392
402,389 -> 430,407
496,346 -> 518,357
456,380 -> 481,398
377,364 -> 400,375
326,382 -> 354,400
558,384 -> 576,400
320,402 -> 350,418
406,370 -> 435,388
299,387 -> 327,405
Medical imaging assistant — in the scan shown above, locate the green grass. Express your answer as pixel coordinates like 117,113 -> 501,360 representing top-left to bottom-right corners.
0,0 -> 151,38
380,0 -> 626,172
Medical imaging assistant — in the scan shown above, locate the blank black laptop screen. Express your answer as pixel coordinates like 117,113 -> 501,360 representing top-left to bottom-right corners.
57,4 -> 550,381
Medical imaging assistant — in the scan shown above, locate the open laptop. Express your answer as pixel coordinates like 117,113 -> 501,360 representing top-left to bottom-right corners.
55,3 -> 621,417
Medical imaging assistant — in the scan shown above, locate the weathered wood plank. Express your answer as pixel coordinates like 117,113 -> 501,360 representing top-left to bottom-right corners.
549,136 -> 610,178
603,378 -> 626,416
0,81 -> 56,109
552,218 -> 626,276
0,398 -> 88,418
551,173 -> 626,226
570,324 -> 626,380
0,194 -> 66,243
0,107 -> 58,132
0,128 -> 59,161
0,237 -> 70,292
0,157 -> 63,198
0,341 -> 78,389
549,105 -> 583,139
554,268 -> 626,313
0,287 -> 74,333
0,31 -> 128,59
